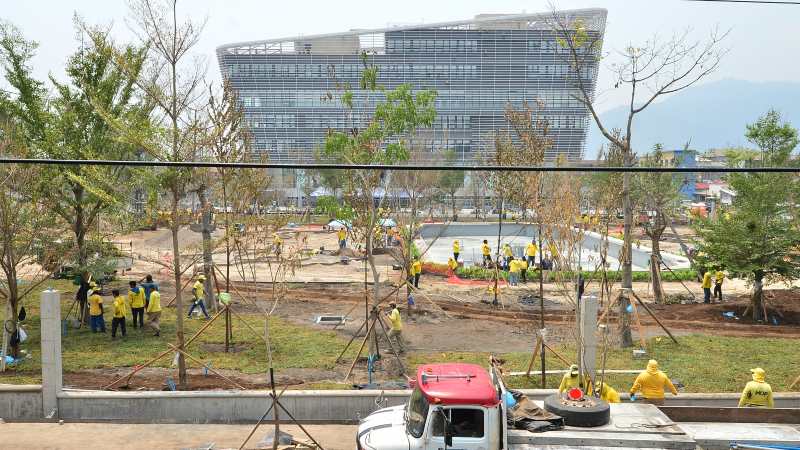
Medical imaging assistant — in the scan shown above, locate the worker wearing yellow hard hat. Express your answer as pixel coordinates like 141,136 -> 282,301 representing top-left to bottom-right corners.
739,368 -> 774,408
629,360 -> 678,405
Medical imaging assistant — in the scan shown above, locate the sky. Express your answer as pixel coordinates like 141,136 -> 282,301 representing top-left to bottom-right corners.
2,0 -> 800,113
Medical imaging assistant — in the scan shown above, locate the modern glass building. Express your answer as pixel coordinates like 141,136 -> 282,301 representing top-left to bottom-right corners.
216,9 -> 606,166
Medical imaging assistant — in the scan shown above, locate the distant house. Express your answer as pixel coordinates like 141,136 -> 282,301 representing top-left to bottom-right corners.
660,149 -> 698,200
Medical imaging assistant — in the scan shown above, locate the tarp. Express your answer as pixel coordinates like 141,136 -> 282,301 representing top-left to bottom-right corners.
327,220 -> 351,230
507,392 -> 564,433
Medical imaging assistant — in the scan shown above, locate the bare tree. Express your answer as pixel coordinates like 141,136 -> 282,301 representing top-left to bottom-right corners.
96,0 -> 208,387
550,9 -> 727,346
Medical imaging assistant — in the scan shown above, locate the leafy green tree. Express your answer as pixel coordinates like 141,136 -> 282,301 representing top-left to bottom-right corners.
633,144 -> 682,259
0,116 -> 56,366
1,21 -> 147,323
323,52 -> 436,340
694,110 -> 800,321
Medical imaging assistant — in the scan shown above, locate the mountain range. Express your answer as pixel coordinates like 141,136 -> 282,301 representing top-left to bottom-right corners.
584,79 -> 800,159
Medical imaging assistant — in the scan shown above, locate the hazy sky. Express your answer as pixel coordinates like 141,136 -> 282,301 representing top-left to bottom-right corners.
3,0 -> 799,112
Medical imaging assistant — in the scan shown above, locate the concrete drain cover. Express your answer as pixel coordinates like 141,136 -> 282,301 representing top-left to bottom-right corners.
315,315 -> 346,325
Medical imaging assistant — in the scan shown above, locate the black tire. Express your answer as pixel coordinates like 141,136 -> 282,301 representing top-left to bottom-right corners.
543,393 -> 610,427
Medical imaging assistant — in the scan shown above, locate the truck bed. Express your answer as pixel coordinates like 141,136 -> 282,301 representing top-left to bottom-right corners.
508,402 -> 695,449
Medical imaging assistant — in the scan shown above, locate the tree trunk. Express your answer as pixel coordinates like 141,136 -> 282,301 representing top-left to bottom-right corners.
171,189 -> 187,387
620,170 -> 634,348
74,186 -> 90,325
650,254 -> 665,304
198,187 -> 216,313
451,193 -> 458,222
752,274 -> 764,322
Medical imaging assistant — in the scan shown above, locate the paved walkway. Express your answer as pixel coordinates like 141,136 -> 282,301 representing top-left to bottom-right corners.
0,423 -> 357,449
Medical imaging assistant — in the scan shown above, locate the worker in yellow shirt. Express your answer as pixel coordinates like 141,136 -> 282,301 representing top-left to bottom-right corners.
738,368 -> 774,408
337,228 -> 347,249
525,240 -> 538,269
559,364 -> 592,394
702,270 -> 713,303
452,240 -> 460,262
597,382 -> 621,403
714,268 -> 725,302
519,257 -> 528,283
273,233 -> 283,257
447,256 -> 458,276
110,289 -> 126,339
502,243 -> 513,270
629,360 -> 678,405
411,258 -> 423,288
481,240 -> 492,267
508,259 -> 519,286
188,274 -> 210,319
386,302 -> 405,353
128,280 -> 146,329
88,283 -> 106,333
145,285 -> 162,337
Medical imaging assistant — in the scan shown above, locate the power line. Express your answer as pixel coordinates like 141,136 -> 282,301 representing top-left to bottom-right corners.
0,158 -> 796,173
684,0 -> 800,5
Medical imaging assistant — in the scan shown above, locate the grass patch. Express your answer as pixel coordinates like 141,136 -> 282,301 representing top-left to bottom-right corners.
407,335 -> 798,393
0,295 -> 355,384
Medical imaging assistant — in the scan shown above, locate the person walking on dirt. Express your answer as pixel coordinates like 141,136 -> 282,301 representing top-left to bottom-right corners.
273,233 -> 283,257
128,280 -> 146,329
411,258 -> 422,289
188,275 -> 211,319
386,302 -> 406,353
738,367 -> 773,408
702,270 -> 713,303
453,240 -> 460,262
526,240 -> 538,269
337,228 -> 347,249
140,274 -> 158,309
714,268 -> 725,302
481,240 -> 492,267
629,359 -> 678,405
110,289 -> 126,339
145,285 -> 162,337
508,258 -> 520,286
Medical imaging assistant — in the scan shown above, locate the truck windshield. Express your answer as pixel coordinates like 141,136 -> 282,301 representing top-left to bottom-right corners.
406,387 -> 430,438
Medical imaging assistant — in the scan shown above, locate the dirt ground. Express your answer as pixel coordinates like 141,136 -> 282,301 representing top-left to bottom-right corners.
0,423 -> 356,450
54,225 -> 800,391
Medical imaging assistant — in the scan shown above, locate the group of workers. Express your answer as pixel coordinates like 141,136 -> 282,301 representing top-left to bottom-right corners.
701,268 -> 726,303
85,274 -> 162,338
558,359 -> 774,408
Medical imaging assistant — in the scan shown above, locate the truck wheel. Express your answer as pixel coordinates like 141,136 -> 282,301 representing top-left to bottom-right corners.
543,393 -> 610,427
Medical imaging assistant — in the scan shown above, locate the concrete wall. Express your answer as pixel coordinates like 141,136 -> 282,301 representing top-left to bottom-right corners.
0,385 -> 43,420
1,387 -> 798,423
57,389 -> 409,424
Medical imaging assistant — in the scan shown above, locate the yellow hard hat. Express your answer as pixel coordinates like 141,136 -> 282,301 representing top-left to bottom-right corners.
751,367 -> 766,382
197,275 -> 206,281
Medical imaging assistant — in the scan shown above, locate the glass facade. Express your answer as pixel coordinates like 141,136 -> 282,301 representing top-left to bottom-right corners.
217,10 -> 606,163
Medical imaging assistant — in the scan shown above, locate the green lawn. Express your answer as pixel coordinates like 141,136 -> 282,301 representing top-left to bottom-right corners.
407,334 -> 799,393
0,283 -> 355,385
1,282 -> 797,393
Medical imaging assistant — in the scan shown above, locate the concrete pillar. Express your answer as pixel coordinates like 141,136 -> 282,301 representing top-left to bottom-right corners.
579,295 -> 599,385
40,289 -> 62,418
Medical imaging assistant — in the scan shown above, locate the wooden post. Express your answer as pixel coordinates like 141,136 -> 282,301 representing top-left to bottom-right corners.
631,291 -> 679,344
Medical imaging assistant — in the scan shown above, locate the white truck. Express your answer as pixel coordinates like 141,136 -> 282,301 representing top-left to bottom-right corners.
357,362 -> 509,450
356,362 -> 693,450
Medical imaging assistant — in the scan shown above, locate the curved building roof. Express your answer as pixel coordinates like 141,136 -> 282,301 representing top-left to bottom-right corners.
217,9 -> 607,57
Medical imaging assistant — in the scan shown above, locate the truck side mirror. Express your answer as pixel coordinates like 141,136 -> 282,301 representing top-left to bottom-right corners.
444,423 -> 454,447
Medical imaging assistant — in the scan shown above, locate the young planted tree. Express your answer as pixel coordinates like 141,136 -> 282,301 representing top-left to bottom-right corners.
633,144 -> 682,303
550,11 -> 727,346
0,117 -> 56,368
0,21 -> 147,322
94,0 -> 207,387
323,53 -> 436,353
694,110 -> 800,321
437,149 -> 466,221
